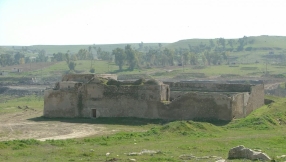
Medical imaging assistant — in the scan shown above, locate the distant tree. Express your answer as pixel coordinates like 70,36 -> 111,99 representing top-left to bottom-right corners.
201,53 -> 207,65
77,49 -> 89,60
237,38 -> 245,51
218,38 -> 226,50
71,54 -> 77,61
88,46 -> 92,54
37,50 -> 48,62
146,49 -> 158,66
163,48 -> 174,66
112,48 -> 126,71
158,43 -> 162,49
209,40 -> 215,48
204,51 -> 212,65
65,53 -> 70,64
14,52 -> 25,64
125,45 -> 138,70
227,39 -> 234,49
25,56 -> 31,63
182,51 -> 190,65
68,61 -> 76,71
53,52 -> 66,62
92,44 -> 97,51
98,51 -> 112,61
211,52 -> 222,65
189,52 -> 198,65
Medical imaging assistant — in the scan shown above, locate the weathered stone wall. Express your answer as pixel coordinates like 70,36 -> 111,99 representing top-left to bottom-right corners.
245,84 -> 264,115
231,93 -> 246,118
162,92 -> 233,120
101,85 -> 165,101
62,74 -> 117,82
44,75 -> 264,121
85,83 -> 105,99
59,81 -> 82,90
165,82 -> 252,92
81,92 -> 233,120
44,90 -> 78,117
84,98 -> 158,118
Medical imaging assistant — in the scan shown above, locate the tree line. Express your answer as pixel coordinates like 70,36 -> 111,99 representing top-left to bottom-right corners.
0,36 -> 261,72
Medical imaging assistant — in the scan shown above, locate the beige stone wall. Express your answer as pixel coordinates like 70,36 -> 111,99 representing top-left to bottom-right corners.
160,92 -> 233,120
80,92 -> 233,120
44,90 -> 78,117
59,81 -> 79,90
245,84 -> 264,115
84,98 -> 158,118
44,75 -> 264,121
231,93 -> 246,118
85,83 -> 104,99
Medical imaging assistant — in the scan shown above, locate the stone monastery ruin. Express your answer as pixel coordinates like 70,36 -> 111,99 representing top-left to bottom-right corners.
44,74 -> 264,121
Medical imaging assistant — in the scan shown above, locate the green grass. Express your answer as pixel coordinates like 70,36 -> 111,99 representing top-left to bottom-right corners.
0,95 -> 43,114
3,58 -> 286,83
1,95 -> 286,161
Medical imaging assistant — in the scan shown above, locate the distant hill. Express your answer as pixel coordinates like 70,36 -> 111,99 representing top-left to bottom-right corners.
167,35 -> 286,51
4,43 -> 169,54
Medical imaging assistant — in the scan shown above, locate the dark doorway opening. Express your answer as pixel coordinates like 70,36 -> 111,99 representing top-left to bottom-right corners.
166,88 -> 169,101
92,109 -> 96,118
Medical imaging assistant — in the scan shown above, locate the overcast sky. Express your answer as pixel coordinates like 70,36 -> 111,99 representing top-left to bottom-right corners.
0,0 -> 285,45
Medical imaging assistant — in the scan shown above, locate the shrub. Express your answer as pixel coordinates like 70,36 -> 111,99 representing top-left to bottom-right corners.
132,78 -> 145,85
89,68 -> 95,73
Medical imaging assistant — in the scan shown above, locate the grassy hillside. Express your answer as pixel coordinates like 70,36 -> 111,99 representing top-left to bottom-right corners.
0,95 -> 286,161
3,36 -> 286,55
7,43 -> 169,54
167,35 -> 286,50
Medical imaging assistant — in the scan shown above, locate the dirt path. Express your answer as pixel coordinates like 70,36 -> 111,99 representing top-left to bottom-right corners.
0,109 -> 108,141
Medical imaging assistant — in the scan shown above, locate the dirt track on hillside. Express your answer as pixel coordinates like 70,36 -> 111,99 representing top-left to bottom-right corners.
0,109 -> 109,141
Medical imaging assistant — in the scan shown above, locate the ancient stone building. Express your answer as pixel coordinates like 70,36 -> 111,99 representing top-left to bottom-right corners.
44,74 -> 264,121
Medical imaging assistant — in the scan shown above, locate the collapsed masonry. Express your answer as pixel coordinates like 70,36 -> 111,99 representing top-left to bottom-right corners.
44,74 -> 264,121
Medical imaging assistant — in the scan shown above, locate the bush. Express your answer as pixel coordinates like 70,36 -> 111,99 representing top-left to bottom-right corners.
132,78 -> 145,85
106,79 -> 121,87
145,79 -> 161,85
68,61 -> 76,70
89,68 -> 95,73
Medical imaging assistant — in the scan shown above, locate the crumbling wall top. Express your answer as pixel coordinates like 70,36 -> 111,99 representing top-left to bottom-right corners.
62,74 -> 117,82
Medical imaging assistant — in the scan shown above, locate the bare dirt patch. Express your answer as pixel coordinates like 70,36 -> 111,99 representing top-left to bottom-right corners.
0,108 -> 108,141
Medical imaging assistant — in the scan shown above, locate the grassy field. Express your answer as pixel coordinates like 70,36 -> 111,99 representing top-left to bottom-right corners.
0,95 -> 286,161
0,95 -> 43,114
3,59 -> 286,82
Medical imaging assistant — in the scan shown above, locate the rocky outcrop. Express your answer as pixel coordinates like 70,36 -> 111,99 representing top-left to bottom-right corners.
228,145 -> 271,161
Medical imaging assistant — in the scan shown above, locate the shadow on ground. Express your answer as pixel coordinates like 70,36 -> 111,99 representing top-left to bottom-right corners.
28,116 -> 230,126
28,116 -> 169,126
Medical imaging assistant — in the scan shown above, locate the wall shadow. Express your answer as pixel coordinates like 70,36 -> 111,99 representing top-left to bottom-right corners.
28,116 -> 230,126
28,116 -> 169,126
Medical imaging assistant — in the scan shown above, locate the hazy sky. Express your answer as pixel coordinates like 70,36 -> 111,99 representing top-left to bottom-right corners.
0,0 -> 285,45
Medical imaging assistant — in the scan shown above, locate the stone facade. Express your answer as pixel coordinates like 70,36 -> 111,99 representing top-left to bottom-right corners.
44,74 -> 264,121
